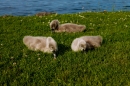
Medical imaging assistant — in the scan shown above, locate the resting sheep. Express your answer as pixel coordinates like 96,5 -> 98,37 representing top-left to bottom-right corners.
23,36 -> 58,59
71,36 -> 103,52
50,20 -> 86,33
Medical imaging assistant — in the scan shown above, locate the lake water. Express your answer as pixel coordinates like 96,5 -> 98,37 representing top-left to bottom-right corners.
0,0 -> 130,16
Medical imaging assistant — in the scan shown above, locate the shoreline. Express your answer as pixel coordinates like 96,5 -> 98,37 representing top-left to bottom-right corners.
1,11 -> 130,17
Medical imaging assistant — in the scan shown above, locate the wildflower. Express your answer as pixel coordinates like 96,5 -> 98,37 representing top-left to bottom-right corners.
124,25 -> 128,28
90,23 -> 92,25
39,16 -> 42,18
24,54 -> 28,57
13,62 -> 16,66
100,18 -> 102,21
38,58 -> 41,61
114,22 -> 117,24
48,22 -> 50,24
10,57 -> 14,60
65,20 -> 67,22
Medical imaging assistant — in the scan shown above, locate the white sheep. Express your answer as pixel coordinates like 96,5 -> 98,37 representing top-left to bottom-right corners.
23,36 -> 58,59
71,36 -> 103,52
50,20 -> 86,33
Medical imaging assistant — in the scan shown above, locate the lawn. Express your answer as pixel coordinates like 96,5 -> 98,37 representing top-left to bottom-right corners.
0,11 -> 130,86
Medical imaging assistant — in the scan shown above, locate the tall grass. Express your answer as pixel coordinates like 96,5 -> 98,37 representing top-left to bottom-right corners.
0,12 -> 130,85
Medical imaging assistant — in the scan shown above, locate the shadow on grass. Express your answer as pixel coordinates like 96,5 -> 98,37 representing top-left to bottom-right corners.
57,43 -> 70,56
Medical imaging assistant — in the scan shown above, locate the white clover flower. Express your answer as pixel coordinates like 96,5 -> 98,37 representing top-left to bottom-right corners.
39,16 -> 42,18
114,22 -> 117,24
90,23 -> 92,25
13,62 -> 16,66
24,54 -> 28,57
100,18 -> 102,21
124,18 -> 126,21
124,25 -> 128,28
93,24 -> 95,26
38,58 -> 41,61
10,57 -> 14,60
65,20 -> 67,22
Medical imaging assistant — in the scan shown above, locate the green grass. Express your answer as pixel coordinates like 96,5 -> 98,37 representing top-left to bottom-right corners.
0,11 -> 130,86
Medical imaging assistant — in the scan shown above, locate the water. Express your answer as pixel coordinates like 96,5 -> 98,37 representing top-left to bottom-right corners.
0,0 -> 130,16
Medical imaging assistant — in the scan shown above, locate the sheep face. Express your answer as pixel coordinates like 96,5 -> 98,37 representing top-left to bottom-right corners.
50,20 -> 59,32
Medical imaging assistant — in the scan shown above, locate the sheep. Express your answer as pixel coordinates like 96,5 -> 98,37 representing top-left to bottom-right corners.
71,36 -> 103,52
23,36 -> 58,59
50,19 -> 86,33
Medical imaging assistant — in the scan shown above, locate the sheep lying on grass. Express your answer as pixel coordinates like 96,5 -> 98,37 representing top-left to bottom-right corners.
50,19 -> 86,33
71,36 -> 103,52
23,36 -> 58,59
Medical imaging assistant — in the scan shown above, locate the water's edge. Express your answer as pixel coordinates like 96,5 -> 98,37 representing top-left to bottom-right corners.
0,0 -> 130,16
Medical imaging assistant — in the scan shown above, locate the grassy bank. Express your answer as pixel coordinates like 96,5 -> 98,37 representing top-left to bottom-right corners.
0,12 -> 130,86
